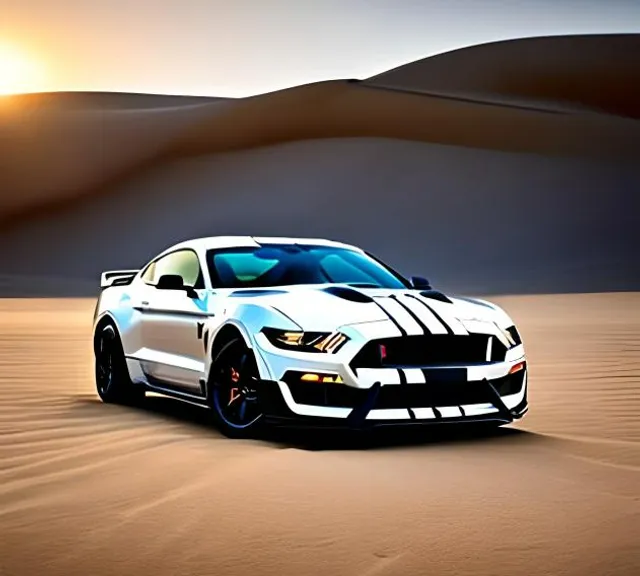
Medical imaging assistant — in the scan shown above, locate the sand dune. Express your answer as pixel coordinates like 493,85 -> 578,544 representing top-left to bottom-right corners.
0,34 -> 638,296
0,294 -> 638,576
0,98 -> 222,218
367,34 -> 640,118
8,91 -> 223,110
3,80 -> 638,228
0,136 -> 637,296
1,34 -> 639,227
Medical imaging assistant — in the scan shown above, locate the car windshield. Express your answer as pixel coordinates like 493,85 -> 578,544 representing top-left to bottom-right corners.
206,244 -> 409,289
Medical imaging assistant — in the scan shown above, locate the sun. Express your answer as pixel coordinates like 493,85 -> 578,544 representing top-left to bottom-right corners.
0,43 -> 45,95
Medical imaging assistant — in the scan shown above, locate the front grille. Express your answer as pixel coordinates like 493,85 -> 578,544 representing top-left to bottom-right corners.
282,370 -> 525,410
350,335 -> 507,369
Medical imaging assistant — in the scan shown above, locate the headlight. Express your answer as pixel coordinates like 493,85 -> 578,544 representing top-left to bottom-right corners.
262,328 -> 349,353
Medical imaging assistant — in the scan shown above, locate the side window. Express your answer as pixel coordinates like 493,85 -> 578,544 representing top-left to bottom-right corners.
142,250 -> 204,288
141,262 -> 156,284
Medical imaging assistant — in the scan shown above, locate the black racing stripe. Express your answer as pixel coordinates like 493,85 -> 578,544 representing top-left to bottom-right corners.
419,368 -> 442,418
398,368 -> 407,385
373,298 -> 407,336
397,368 -> 416,420
406,293 -> 454,335
459,405 -> 466,417
390,295 -> 429,335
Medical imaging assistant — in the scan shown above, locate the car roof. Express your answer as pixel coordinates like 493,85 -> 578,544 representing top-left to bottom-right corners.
156,236 -> 363,257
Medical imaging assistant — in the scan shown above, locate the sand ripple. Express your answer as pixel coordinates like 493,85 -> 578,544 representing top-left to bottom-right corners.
0,295 -> 638,576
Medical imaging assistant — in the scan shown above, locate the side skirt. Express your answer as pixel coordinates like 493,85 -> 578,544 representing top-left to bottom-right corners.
143,375 -> 209,407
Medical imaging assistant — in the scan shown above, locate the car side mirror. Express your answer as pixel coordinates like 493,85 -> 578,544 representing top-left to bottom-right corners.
156,274 -> 198,298
156,274 -> 185,291
410,276 -> 431,290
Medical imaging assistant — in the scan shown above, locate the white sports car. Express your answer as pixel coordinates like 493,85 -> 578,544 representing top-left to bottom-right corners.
93,236 -> 528,437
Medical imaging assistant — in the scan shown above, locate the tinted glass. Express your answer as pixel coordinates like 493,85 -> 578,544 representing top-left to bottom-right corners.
143,250 -> 203,288
206,245 -> 408,289
141,262 -> 156,284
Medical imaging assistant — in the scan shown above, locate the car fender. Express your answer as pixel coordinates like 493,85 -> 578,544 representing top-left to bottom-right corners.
203,302 -> 300,382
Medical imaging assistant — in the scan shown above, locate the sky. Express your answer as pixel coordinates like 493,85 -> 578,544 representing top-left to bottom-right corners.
1,0 -> 639,97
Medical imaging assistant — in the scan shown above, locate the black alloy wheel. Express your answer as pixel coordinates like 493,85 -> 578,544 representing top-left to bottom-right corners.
95,323 -> 144,405
209,337 -> 264,438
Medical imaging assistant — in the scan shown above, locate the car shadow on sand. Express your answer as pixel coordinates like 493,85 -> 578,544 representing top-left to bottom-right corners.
73,393 -> 538,451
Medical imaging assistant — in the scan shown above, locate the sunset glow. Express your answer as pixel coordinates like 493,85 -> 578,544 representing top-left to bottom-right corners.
0,43 -> 45,95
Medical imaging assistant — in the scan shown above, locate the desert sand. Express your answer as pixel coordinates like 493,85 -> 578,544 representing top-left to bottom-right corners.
0,293 -> 638,576
0,33 -> 639,575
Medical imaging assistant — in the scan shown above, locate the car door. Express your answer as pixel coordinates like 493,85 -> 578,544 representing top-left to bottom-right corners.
137,249 -> 211,394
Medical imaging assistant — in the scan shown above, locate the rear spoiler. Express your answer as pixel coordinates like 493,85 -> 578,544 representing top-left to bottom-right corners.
100,270 -> 139,289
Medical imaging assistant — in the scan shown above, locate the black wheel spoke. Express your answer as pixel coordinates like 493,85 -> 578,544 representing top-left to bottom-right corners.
95,324 -> 142,405
96,335 -> 114,393
211,341 -> 262,430
238,399 -> 247,422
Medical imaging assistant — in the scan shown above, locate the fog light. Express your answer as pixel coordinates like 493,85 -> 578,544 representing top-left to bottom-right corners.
300,373 -> 343,383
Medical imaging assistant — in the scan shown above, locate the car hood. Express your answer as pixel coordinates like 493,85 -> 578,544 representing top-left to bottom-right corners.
225,285 -> 514,336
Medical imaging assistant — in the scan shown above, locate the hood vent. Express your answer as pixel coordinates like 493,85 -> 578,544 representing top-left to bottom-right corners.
418,290 -> 453,304
321,286 -> 374,303
229,289 -> 287,297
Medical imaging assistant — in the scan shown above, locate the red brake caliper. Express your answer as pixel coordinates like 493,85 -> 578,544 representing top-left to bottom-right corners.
229,368 -> 241,405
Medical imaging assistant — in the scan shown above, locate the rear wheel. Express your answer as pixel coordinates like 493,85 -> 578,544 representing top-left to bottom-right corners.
208,337 -> 264,438
95,323 -> 144,405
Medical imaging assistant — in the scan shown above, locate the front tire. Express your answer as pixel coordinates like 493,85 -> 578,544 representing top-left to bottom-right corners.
208,337 -> 264,438
95,323 -> 144,405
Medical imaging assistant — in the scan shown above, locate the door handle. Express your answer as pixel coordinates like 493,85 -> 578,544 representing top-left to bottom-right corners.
141,301 -> 149,306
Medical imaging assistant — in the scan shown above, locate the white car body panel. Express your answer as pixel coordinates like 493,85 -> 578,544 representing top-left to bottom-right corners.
93,236 -> 528,425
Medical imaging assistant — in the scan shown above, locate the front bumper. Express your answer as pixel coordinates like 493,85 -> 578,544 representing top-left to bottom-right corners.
253,326 -> 528,429
258,369 -> 528,429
